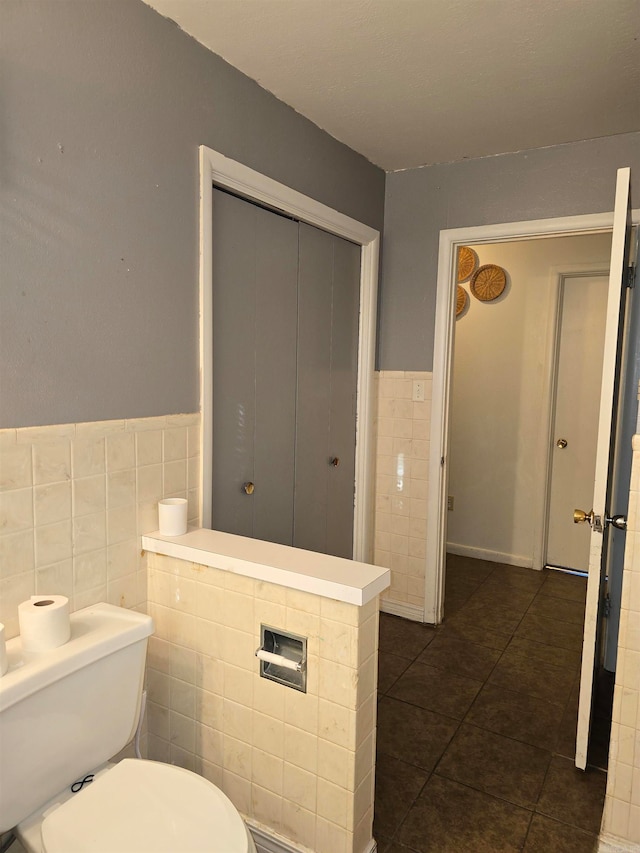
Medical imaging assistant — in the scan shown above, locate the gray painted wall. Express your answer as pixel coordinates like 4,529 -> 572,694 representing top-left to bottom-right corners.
380,133 -> 640,370
1,0 -> 384,428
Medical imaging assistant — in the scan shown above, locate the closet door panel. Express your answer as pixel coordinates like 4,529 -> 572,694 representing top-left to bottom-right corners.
212,190 -> 298,542
294,224 -> 333,553
252,209 -> 298,545
327,236 -> 360,558
212,189 -> 256,538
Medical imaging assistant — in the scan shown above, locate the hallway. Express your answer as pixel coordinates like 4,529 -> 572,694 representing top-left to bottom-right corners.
374,556 -> 609,852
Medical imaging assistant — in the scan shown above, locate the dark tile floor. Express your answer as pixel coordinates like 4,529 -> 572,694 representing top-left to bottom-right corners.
374,555 -> 611,853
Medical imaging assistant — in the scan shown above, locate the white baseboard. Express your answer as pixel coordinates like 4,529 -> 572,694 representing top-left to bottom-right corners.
250,824 -> 305,853
598,833 -> 640,852
446,542 -> 533,569
379,599 -> 424,622
249,824 -> 377,853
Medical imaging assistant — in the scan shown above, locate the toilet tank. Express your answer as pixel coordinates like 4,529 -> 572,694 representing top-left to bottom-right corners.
0,603 -> 153,833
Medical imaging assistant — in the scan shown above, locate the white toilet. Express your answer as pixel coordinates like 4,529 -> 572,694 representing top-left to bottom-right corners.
0,603 -> 257,853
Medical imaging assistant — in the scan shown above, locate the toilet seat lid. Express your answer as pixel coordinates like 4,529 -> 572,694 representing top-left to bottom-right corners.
41,759 -> 250,853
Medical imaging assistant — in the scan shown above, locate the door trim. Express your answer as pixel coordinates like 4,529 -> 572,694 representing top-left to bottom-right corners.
427,209 -> 640,625
198,146 -> 380,562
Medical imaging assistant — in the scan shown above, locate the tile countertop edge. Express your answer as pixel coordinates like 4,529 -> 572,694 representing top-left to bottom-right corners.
141,528 -> 391,606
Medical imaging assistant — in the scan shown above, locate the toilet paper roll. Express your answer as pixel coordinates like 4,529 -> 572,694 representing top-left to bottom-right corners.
158,498 -> 188,536
255,649 -> 302,672
0,623 -> 7,676
18,595 -> 71,653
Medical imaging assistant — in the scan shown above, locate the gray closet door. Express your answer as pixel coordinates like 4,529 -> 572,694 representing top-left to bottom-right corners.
212,190 -> 360,558
294,224 -> 360,558
212,189 -> 298,545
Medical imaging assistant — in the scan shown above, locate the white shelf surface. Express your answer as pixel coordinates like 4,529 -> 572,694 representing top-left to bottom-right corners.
142,528 -> 390,606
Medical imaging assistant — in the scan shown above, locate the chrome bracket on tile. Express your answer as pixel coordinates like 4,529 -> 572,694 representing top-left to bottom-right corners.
256,625 -> 307,692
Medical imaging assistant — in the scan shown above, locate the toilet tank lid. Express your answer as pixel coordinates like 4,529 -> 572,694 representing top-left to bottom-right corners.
41,759 -> 250,853
0,604 -> 153,713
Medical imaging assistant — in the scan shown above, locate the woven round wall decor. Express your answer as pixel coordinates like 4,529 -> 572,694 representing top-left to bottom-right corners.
456,285 -> 468,317
457,246 -> 478,283
470,264 -> 507,301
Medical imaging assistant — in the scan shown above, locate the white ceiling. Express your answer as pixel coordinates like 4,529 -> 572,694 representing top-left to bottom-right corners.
145,0 -> 640,172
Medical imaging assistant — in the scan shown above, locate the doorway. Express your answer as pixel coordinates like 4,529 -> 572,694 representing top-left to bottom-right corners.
428,178 -> 639,775
426,208 -> 638,627
445,235 -> 611,586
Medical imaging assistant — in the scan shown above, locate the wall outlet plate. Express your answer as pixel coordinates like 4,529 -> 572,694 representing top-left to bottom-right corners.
412,380 -> 426,402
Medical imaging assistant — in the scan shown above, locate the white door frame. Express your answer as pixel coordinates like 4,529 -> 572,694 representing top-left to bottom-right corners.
426,210 -> 640,625
198,145 -> 380,563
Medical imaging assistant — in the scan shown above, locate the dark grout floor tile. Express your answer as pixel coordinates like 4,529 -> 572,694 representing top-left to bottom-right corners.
436,724 -> 552,809
536,755 -> 607,834
378,651 -> 412,695
539,572 -> 587,603
417,635 -> 502,682
506,635 -> 582,671
374,558 -> 603,853
466,683 -> 565,751
440,617 -> 513,651
526,593 -> 587,625
442,591 -> 473,617
464,581 -> 539,609
389,660 -> 483,720
554,702 -> 578,760
446,601 -> 526,634
373,752 -> 429,839
376,695 -> 459,772
445,554 -> 497,580
481,564 -> 547,590
514,611 -> 584,651
488,647 -> 576,705
445,579 -> 485,599
398,774 -> 532,853
379,612 -> 438,659
523,813 -> 597,852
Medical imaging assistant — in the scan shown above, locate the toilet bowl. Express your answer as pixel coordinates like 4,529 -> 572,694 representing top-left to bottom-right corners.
17,760 -> 257,853
0,604 -> 257,853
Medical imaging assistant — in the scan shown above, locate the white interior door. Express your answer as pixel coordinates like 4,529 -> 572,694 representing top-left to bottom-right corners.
575,167 -> 633,770
546,274 -> 609,572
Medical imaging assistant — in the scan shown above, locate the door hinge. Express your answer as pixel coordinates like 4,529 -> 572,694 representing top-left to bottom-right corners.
440,456 -> 445,466
626,264 -> 636,289
603,593 -> 611,618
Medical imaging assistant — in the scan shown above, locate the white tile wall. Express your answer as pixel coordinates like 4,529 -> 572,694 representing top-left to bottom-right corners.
601,435 -> 640,847
374,371 -> 432,614
0,414 -> 200,637
146,552 -> 379,853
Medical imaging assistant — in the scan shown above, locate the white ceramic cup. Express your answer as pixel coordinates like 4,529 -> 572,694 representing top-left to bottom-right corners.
158,498 -> 188,536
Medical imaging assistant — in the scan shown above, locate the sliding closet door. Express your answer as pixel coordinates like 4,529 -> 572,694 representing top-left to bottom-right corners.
294,224 -> 360,558
211,189 -> 298,545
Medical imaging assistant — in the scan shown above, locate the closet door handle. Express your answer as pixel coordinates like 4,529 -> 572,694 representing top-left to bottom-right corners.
330,457 -> 340,467
243,482 -> 255,495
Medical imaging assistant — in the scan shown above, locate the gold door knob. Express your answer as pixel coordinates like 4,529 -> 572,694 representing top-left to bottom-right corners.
556,438 -> 568,449
330,457 -> 340,467
574,508 -> 594,525
243,482 -> 255,495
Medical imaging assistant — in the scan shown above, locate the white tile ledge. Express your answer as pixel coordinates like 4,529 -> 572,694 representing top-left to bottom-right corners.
142,528 -> 390,606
